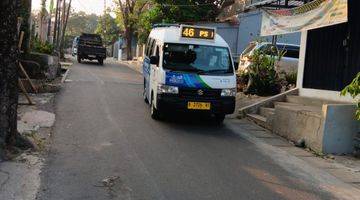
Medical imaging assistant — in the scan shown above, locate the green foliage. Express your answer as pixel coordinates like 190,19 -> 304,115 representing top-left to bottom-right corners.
95,13 -> 122,46
136,0 -> 221,44
64,11 -> 99,49
341,72 -> 360,120
49,0 -> 55,14
282,71 -> 297,85
137,5 -> 163,44
236,71 -> 249,92
40,0 -> 47,18
66,11 -> 99,37
31,38 -> 54,55
244,50 -> 282,96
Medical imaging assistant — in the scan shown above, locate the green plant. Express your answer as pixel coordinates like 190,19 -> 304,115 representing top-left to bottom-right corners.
237,71 -> 249,92
341,72 -> 360,120
31,38 -> 54,55
244,49 -> 282,96
284,71 -> 297,85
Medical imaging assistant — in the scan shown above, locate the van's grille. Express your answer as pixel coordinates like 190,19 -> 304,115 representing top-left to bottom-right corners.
179,88 -> 221,100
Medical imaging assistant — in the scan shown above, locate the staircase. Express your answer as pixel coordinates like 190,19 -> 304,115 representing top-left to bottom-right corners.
246,95 -> 327,130
243,94 -> 358,154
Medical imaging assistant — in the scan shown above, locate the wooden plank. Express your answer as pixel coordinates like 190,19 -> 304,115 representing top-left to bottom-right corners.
18,79 -> 34,105
19,62 -> 38,93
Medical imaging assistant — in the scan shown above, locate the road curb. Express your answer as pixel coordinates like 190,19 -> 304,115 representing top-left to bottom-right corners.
118,60 -> 143,74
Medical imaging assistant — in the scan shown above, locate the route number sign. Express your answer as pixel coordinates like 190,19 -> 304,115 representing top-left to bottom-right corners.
180,25 -> 215,40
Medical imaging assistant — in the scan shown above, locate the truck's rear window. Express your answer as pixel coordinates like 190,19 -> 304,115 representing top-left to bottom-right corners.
80,34 -> 102,44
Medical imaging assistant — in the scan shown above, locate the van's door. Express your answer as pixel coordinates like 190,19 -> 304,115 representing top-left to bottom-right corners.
149,42 -> 160,105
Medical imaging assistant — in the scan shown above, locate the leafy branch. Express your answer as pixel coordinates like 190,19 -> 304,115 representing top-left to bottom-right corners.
341,72 -> 360,120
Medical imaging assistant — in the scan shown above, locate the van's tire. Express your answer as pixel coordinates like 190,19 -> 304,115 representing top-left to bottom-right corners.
77,56 -> 82,63
150,98 -> 161,120
143,80 -> 149,104
214,114 -> 225,124
98,58 -> 104,65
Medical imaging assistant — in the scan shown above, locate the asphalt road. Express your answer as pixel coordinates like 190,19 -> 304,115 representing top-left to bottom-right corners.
37,59 -> 334,200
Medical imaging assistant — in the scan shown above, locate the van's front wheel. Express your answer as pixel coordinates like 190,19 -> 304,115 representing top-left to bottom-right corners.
214,114 -> 225,124
151,99 -> 161,120
143,79 -> 149,104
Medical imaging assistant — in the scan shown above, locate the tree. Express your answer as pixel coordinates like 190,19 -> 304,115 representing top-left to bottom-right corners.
0,0 -> 33,159
137,0 -> 222,44
115,0 -> 148,60
64,11 -> 99,49
19,0 -> 32,53
95,13 -> 122,46
59,0 -> 72,57
47,0 -> 55,39
66,11 -> 99,36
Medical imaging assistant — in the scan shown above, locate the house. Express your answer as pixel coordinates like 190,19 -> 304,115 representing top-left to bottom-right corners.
239,0 -> 359,155
217,0 -> 301,57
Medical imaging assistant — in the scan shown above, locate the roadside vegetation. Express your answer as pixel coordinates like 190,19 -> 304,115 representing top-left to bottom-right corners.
31,38 -> 54,54
237,48 -> 297,96
341,72 -> 360,120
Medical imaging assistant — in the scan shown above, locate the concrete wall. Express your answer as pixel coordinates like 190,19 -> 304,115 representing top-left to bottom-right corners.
272,102 -> 359,154
237,10 -> 301,53
272,105 -> 324,153
322,104 -> 359,154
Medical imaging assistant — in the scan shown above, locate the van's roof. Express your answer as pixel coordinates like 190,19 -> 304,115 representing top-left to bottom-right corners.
149,25 -> 229,48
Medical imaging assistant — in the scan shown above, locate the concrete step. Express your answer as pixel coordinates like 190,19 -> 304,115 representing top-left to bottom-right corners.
274,101 -> 323,117
274,101 -> 302,107
259,107 -> 275,118
286,95 -> 342,107
247,114 -> 268,129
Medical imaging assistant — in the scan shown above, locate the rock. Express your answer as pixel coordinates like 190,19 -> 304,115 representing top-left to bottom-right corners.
295,138 -> 305,148
17,121 -> 39,134
21,111 -> 55,128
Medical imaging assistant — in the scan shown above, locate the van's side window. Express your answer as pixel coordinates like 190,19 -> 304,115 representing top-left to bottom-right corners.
145,38 -> 152,57
155,46 -> 159,57
149,40 -> 156,56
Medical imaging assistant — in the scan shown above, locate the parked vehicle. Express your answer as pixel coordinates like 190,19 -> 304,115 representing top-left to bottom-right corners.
77,33 -> 106,65
72,36 -> 79,56
142,24 -> 238,123
238,41 -> 300,74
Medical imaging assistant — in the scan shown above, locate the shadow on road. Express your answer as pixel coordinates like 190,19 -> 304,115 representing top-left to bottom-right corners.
78,60 -> 103,66
157,112 -> 245,139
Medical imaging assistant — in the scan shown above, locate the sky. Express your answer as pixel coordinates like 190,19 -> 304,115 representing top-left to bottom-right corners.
32,0 -> 116,16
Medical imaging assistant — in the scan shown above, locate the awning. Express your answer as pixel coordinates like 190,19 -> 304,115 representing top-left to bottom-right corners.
261,0 -> 348,36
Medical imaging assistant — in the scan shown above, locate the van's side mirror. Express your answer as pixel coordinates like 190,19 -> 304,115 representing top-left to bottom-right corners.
150,56 -> 159,65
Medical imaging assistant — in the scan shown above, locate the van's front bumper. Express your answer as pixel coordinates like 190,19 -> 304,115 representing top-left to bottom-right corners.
156,94 -> 235,115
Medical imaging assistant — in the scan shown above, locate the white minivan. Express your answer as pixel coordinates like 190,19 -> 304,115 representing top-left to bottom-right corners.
142,24 -> 238,123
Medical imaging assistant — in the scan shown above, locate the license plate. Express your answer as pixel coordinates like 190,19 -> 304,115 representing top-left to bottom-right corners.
187,102 -> 211,110
89,55 -> 96,58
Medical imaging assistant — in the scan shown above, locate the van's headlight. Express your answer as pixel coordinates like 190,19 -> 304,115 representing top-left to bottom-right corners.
157,84 -> 179,94
221,88 -> 236,97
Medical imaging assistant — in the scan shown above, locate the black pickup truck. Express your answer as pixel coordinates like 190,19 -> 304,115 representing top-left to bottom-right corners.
77,33 -> 106,65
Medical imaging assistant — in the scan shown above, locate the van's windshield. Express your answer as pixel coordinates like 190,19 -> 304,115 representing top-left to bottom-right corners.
163,43 -> 233,75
